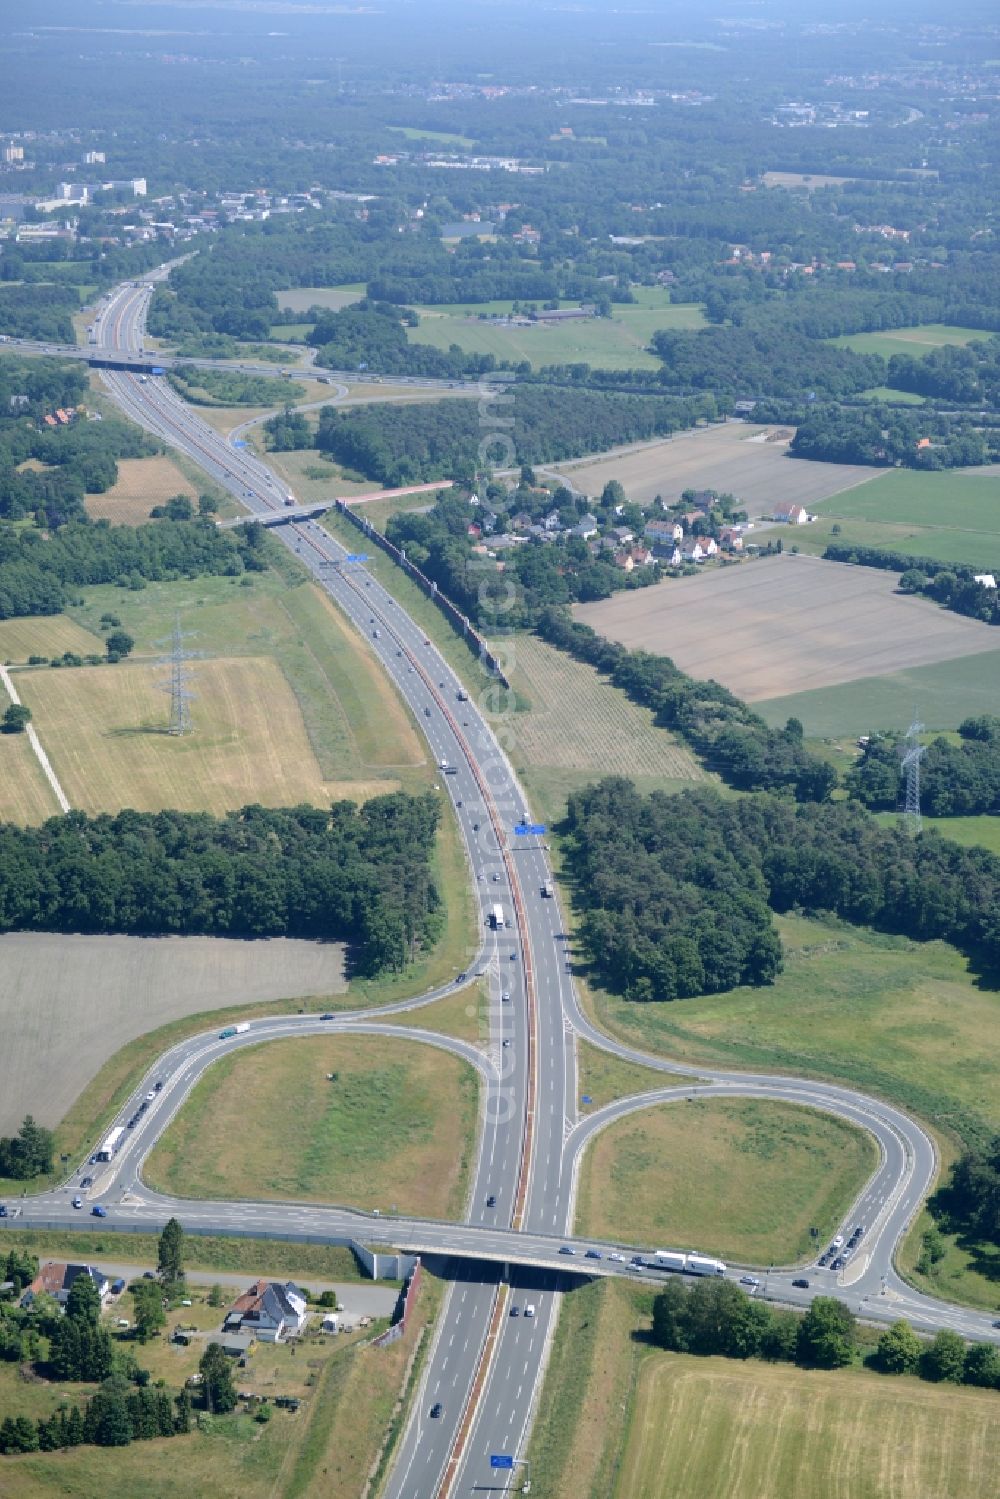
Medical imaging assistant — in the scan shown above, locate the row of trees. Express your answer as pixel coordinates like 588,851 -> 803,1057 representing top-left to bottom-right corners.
0,794 -> 443,975
561,778 -> 1000,1002
537,609 -> 834,800
650,1279 -> 1000,1387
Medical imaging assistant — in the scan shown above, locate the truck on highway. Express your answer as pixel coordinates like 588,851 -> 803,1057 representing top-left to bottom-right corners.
491,903 -> 505,929
686,1254 -> 727,1277
541,881 -> 554,898
96,1126 -> 126,1162
653,1250 -> 687,1273
643,1249 -> 727,1277
219,1022 -> 250,1039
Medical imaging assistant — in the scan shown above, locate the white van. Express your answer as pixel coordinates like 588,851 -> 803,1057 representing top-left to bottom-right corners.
523,1304 -> 536,1319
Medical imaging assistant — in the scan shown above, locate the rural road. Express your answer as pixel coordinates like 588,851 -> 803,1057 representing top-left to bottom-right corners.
5,267 -> 998,1497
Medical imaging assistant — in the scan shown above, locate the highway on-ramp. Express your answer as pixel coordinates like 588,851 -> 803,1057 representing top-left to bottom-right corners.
6,272 -> 997,1496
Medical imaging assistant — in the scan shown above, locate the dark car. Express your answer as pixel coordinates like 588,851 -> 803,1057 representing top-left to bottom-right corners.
80,1176 -> 93,1188
558,1246 -> 576,1256
430,1403 -> 443,1419
0,1205 -> 7,1218
320,1013 -> 334,1021
486,1194 -> 497,1207
91,1205 -> 107,1218
792,1278 -> 810,1289
584,1249 -> 602,1260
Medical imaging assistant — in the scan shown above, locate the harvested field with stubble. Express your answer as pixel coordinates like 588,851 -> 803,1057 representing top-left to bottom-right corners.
553,422 -> 880,517
0,932 -> 345,1135
16,654 -> 392,815
575,553 -> 999,702
0,613 -> 100,663
85,454 -> 197,525
618,1355 -> 1000,1499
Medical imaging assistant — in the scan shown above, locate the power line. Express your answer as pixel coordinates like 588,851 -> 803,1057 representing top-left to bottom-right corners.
157,613 -> 197,736
901,710 -> 925,832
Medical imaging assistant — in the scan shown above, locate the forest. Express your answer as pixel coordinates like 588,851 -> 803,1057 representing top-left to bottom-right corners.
0,793 -> 443,975
315,387 -> 707,487
563,778 -> 1000,1004
791,405 -> 992,468
307,299 -> 499,380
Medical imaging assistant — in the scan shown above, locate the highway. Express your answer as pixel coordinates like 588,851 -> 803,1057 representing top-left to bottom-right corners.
6,271 -> 998,1494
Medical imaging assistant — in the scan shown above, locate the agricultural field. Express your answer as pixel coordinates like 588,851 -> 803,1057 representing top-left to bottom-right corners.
65,570 -> 428,788
756,647 -> 1000,739
574,1096 -> 877,1264
85,454 -> 197,525
145,1033 -> 478,1221
574,553 -> 999,702
859,385 -> 926,405
0,612 -> 102,664
506,632 -> 705,821
276,284 -> 366,315
0,931 -> 345,1137
830,323 -> 986,361
15,654 -> 383,816
551,421 -> 881,515
0,715 -> 60,823
618,1354 -> 1000,1499
580,912 -> 1000,1179
405,289 -> 704,372
801,466 -> 1000,571
762,169 -> 853,188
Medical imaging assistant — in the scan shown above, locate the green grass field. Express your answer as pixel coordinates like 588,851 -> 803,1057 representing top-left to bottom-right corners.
144,1034 -> 478,1220
388,124 -> 476,146
406,290 -> 703,372
581,912 -> 998,1154
830,324 -> 985,360
576,1039 -> 697,1111
618,1352 -> 1000,1499
276,284 -> 366,315
756,647 -> 1000,737
575,1097 -> 876,1264
859,385 -> 926,405
815,468 -> 1000,534
0,1228 -> 363,1284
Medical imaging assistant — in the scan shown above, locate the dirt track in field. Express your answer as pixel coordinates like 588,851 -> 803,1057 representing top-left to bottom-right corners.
0,933 -> 346,1134
574,554 -> 1000,701
551,423 -> 880,517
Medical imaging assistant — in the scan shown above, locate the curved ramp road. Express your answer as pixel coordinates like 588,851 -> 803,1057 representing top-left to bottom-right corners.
4,271 -> 992,1494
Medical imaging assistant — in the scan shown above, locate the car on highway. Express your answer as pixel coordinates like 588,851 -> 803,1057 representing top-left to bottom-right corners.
523,1304 -> 535,1318
502,1038 -> 511,1049
430,1403 -> 443,1419
501,990 -> 511,1002
558,1246 -> 576,1256
831,1256 -> 845,1271
0,1206 -> 6,1218
509,1305 -> 519,1317
91,1206 -> 107,1218
154,1080 -> 164,1092
792,1278 -> 810,1289
486,1194 -> 496,1207
145,1090 -> 156,1102
72,1196 -> 83,1209
80,1176 -> 93,1189
608,1252 -> 626,1263
584,1249 -> 602,1260
320,1013 -> 334,1021
739,1275 -> 760,1287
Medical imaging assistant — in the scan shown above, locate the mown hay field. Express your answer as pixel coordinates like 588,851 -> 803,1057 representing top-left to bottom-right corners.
0,716 -> 60,824
575,1096 -> 877,1265
618,1354 -> 1000,1499
85,454 -> 197,525
145,1034 -> 478,1221
0,613 -> 101,663
16,654 -> 391,815
574,553 -> 999,702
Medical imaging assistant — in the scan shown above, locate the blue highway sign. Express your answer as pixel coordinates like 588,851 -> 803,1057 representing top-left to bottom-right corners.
345,553 -> 369,563
513,824 -> 546,837
490,1456 -> 515,1470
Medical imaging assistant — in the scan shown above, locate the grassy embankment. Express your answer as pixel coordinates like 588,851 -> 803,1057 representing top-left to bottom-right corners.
144,1034 -> 479,1222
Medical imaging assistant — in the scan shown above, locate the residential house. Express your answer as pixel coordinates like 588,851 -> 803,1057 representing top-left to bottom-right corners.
571,513 -> 599,539
541,510 -> 562,532
613,549 -> 635,572
679,510 -> 703,531
21,1263 -> 109,1310
700,536 -> 719,557
718,526 -> 744,551
612,525 -> 635,543
645,518 -> 683,544
770,501 -> 810,525
223,1280 -> 308,1343
687,490 -> 716,512
467,522 -> 482,539
628,544 -> 655,567
511,511 -> 533,532
680,541 -> 706,563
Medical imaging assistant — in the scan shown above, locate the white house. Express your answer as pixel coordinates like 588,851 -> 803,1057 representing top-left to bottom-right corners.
223,1280 -> 308,1343
974,574 -> 997,589
771,501 -> 810,525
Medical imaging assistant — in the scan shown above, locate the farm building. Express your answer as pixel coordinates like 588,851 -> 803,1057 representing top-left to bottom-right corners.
21,1263 -> 110,1309
771,501 -> 811,524
223,1280 -> 308,1343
